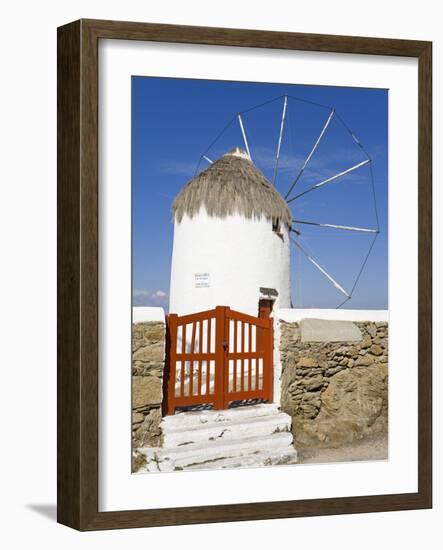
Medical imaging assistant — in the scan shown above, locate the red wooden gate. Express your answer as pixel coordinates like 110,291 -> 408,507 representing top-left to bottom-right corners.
162,306 -> 273,415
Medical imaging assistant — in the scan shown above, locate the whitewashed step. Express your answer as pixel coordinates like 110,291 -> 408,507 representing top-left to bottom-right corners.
162,403 -> 281,430
140,431 -> 295,472
184,448 -> 298,470
163,412 -> 291,447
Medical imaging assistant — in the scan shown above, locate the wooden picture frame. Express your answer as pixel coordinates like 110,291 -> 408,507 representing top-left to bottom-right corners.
57,19 -> 432,530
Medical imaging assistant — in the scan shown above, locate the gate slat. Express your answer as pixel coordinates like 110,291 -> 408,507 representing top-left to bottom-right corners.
256,347 -> 259,390
215,306 -> 226,410
180,324 -> 186,397
163,314 -> 177,416
189,321 -> 196,396
233,320 -> 237,392
207,317 -> 211,354
248,323 -> 252,391
206,320 -> 211,396
198,320 -> 203,395
241,321 -> 245,392
206,360 -> 210,396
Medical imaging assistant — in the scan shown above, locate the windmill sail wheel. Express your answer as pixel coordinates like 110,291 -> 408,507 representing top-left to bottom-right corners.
193,95 -> 380,309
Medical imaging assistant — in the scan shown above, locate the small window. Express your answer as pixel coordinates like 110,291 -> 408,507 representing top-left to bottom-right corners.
272,217 -> 281,234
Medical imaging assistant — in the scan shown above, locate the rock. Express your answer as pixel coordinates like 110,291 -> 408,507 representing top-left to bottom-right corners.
348,358 -> 354,368
281,362 -> 297,383
132,411 -> 145,425
301,376 -> 324,392
280,323 -> 301,348
378,338 -> 388,349
304,368 -> 324,377
288,384 -> 303,398
132,451 -> 147,473
370,344 -> 383,356
345,346 -> 358,357
332,347 -> 346,357
297,357 -> 318,369
325,365 -> 347,377
132,375 -> 162,408
133,322 -> 164,343
132,361 -> 164,377
360,335 -> 372,349
299,404 -> 319,419
299,393 -> 322,419
133,341 -> 164,362
366,324 -> 377,338
355,354 -> 375,367
293,365 -> 388,448
133,408 -> 163,449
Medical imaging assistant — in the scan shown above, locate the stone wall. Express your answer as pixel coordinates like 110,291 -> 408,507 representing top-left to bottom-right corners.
280,320 -> 388,449
132,321 -> 166,470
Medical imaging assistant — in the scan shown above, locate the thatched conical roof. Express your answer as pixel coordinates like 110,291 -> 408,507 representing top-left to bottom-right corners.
172,148 -> 292,227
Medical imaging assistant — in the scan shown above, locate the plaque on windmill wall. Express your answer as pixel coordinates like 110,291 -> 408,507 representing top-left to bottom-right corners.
194,272 -> 210,288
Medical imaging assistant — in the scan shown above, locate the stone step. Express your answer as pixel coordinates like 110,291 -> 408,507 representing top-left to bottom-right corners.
163,412 -> 292,447
184,448 -> 298,470
140,431 -> 296,472
161,403 -> 280,430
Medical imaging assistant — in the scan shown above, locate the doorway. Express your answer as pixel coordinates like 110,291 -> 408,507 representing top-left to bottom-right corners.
258,299 -> 274,319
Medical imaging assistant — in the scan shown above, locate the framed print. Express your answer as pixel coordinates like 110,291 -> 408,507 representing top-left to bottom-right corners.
57,19 -> 432,530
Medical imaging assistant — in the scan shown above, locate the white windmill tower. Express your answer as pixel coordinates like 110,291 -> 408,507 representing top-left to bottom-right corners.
169,147 -> 292,317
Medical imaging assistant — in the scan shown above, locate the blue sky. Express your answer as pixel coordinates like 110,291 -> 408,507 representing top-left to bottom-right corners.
132,77 -> 388,310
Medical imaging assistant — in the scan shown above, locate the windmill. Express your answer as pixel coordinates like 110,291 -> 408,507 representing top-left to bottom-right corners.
190,94 -> 381,310
165,92 -> 382,423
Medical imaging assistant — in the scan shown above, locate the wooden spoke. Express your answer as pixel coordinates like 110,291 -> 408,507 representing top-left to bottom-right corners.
284,108 -> 334,199
272,95 -> 288,185
293,219 -> 378,233
287,159 -> 370,203
291,237 -> 350,298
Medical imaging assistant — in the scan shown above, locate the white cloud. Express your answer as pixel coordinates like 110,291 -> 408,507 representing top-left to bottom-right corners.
157,159 -> 198,177
133,289 -> 151,297
133,288 -> 169,308
153,290 -> 167,297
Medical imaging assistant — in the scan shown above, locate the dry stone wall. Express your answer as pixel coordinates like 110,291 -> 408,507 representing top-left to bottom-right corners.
132,321 -> 165,470
280,320 -> 388,449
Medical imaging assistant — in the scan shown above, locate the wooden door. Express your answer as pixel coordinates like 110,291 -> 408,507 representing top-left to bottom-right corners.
258,299 -> 273,319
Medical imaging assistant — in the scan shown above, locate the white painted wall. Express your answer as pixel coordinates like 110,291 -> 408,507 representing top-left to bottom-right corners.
272,308 -> 389,406
132,306 -> 165,324
169,207 -> 291,316
276,308 -> 389,323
